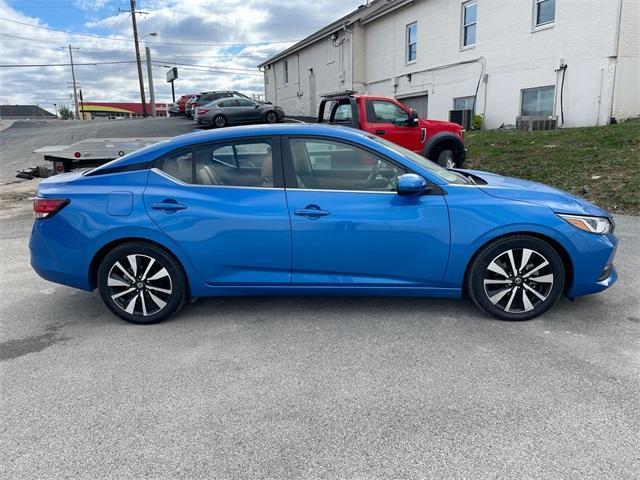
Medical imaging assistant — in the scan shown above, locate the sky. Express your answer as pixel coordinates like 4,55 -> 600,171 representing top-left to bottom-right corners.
0,0 -> 364,113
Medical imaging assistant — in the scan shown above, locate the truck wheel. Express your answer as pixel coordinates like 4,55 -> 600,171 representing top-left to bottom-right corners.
436,149 -> 456,169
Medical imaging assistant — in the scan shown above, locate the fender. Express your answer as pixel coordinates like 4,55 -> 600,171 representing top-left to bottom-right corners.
422,131 -> 466,162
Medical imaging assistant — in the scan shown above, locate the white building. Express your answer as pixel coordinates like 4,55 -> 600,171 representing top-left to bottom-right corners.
259,0 -> 639,129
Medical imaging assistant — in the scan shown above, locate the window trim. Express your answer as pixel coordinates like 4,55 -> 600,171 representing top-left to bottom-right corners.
533,0 -> 555,29
520,85 -> 556,117
406,22 -> 417,64
281,135 -> 411,193
460,0 -> 477,49
152,136 -> 284,189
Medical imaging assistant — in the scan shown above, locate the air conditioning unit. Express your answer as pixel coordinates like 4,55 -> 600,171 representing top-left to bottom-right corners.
449,109 -> 473,130
516,116 -> 558,131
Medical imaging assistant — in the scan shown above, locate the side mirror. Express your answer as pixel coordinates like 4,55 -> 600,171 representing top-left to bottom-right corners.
408,110 -> 419,126
255,104 -> 261,109
397,173 -> 427,196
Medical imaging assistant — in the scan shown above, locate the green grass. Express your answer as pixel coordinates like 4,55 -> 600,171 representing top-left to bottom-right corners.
464,120 -> 640,214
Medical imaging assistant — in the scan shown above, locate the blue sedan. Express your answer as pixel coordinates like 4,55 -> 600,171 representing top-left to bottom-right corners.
30,124 -> 618,324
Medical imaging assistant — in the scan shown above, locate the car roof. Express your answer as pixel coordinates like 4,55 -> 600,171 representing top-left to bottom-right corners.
89,124 -> 371,173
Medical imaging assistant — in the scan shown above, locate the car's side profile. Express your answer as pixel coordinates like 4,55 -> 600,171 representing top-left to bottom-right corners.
30,124 -> 618,324
196,98 -> 284,128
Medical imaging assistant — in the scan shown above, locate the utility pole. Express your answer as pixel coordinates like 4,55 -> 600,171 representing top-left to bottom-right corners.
129,0 -> 147,116
145,46 -> 156,117
52,103 -> 58,119
67,45 -> 80,120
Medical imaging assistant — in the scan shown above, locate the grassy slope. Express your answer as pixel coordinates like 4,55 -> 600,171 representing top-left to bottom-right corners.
464,120 -> 640,214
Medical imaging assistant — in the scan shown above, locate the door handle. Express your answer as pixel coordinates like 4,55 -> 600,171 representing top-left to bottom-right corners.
151,201 -> 187,211
376,129 -> 386,135
294,205 -> 330,218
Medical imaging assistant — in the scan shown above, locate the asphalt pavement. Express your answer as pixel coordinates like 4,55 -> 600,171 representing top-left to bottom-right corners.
0,193 -> 639,478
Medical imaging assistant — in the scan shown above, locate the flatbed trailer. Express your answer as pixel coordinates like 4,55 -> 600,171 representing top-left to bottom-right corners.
16,137 -> 168,179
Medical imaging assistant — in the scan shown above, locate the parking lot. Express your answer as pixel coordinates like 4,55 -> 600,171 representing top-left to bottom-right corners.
1,119 -> 639,479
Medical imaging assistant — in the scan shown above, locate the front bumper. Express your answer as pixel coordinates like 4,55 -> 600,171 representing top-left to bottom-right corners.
566,232 -> 618,298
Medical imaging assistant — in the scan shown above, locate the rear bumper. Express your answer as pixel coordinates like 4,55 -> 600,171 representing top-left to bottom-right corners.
29,221 -> 91,291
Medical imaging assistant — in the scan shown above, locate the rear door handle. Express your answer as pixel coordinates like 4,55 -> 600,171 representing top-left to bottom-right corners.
151,201 -> 187,211
294,205 -> 330,218
376,129 -> 386,135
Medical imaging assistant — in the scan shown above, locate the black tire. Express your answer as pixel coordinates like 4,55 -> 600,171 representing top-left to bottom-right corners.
264,111 -> 278,124
212,115 -> 227,128
466,235 -> 565,321
97,242 -> 187,324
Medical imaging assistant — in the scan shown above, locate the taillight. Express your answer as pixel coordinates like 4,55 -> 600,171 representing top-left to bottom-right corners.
74,151 -> 81,158
33,198 -> 69,219
197,109 -> 209,115
54,161 -> 65,173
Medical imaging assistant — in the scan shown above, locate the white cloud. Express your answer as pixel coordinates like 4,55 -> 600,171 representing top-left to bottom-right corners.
0,0 -> 363,111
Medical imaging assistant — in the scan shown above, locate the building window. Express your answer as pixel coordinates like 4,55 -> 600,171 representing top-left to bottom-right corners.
534,0 -> 555,27
521,86 -> 555,117
406,22 -> 417,63
461,1 -> 477,48
453,96 -> 475,111
283,60 -> 289,84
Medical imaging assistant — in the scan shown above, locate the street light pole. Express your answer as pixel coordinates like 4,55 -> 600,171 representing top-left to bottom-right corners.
67,45 -> 80,120
129,0 -> 147,117
145,46 -> 156,117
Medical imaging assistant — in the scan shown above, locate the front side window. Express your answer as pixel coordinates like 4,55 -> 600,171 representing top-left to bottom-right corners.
288,138 -> 404,192
283,60 -> 289,84
534,0 -> 555,26
235,99 -> 257,107
366,100 -> 410,126
461,1 -> 477,47
453,96 -> 475,111
521,86 -> 555,117
406,22 -> 417,63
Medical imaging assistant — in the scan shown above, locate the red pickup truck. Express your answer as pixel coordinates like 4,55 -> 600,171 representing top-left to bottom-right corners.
318,93 -> 465,168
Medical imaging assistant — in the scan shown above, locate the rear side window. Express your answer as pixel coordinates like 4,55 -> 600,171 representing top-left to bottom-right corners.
157,150 -> 193,183
195,140 -> 275,187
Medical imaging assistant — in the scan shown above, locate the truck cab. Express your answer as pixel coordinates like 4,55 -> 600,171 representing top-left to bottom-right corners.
318,93 -> 466,168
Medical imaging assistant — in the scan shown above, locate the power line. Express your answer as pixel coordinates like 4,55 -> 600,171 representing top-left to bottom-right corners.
0,17 -> 300,46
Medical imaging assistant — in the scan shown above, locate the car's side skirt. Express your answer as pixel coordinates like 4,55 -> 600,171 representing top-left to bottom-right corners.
195,285 -> 462,298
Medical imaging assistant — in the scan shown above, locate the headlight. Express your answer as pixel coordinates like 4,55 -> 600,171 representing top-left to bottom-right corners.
558,214 -> 613,234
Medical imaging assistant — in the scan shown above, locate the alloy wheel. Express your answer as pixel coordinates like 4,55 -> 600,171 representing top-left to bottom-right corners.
266,112 -> 277,123
482,248 -> 554,314
106,254 -> 173,317
214,116 -> 226,128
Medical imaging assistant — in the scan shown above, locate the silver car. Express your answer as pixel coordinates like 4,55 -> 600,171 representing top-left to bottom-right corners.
195,98 -> 285,128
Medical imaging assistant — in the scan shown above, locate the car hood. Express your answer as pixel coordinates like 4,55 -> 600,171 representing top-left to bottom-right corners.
460,169 -> 610,217
419,118 -> 462,131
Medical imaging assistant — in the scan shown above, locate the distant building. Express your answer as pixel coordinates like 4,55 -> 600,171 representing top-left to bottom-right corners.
80,102 -> 169,119
259,0 -> 639,129
0,105 -> 56,119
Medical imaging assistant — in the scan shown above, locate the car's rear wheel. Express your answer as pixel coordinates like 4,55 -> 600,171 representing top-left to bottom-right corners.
213,115 -> 227,128
265,111 -> 278,124
467,236 -> 565,321
97,242 -> 187,324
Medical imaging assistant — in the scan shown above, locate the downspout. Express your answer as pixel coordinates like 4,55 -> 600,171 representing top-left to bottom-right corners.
608,0 -> 624,123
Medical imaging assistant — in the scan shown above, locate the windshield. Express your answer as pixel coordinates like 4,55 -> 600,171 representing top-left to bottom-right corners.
367,135 -> 470,185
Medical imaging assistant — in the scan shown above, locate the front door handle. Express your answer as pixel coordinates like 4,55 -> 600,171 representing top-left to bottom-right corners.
151,200 -> 187,211
376,129 -> 386,135
294,205 -> 330,218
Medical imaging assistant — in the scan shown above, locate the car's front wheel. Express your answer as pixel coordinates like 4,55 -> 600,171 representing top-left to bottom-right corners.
467,236 -> 565,321
97,242 -> 187,324
265,111 -> 278,124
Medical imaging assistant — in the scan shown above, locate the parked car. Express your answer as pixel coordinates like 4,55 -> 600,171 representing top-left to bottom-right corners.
167,103 -> 180,117
319,93 -> 465,168
184,95 -> 200,119
188,91 -> 262,119
30,124 -> 617,324
176,94 -> 196,115
196,98 -> 284,128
